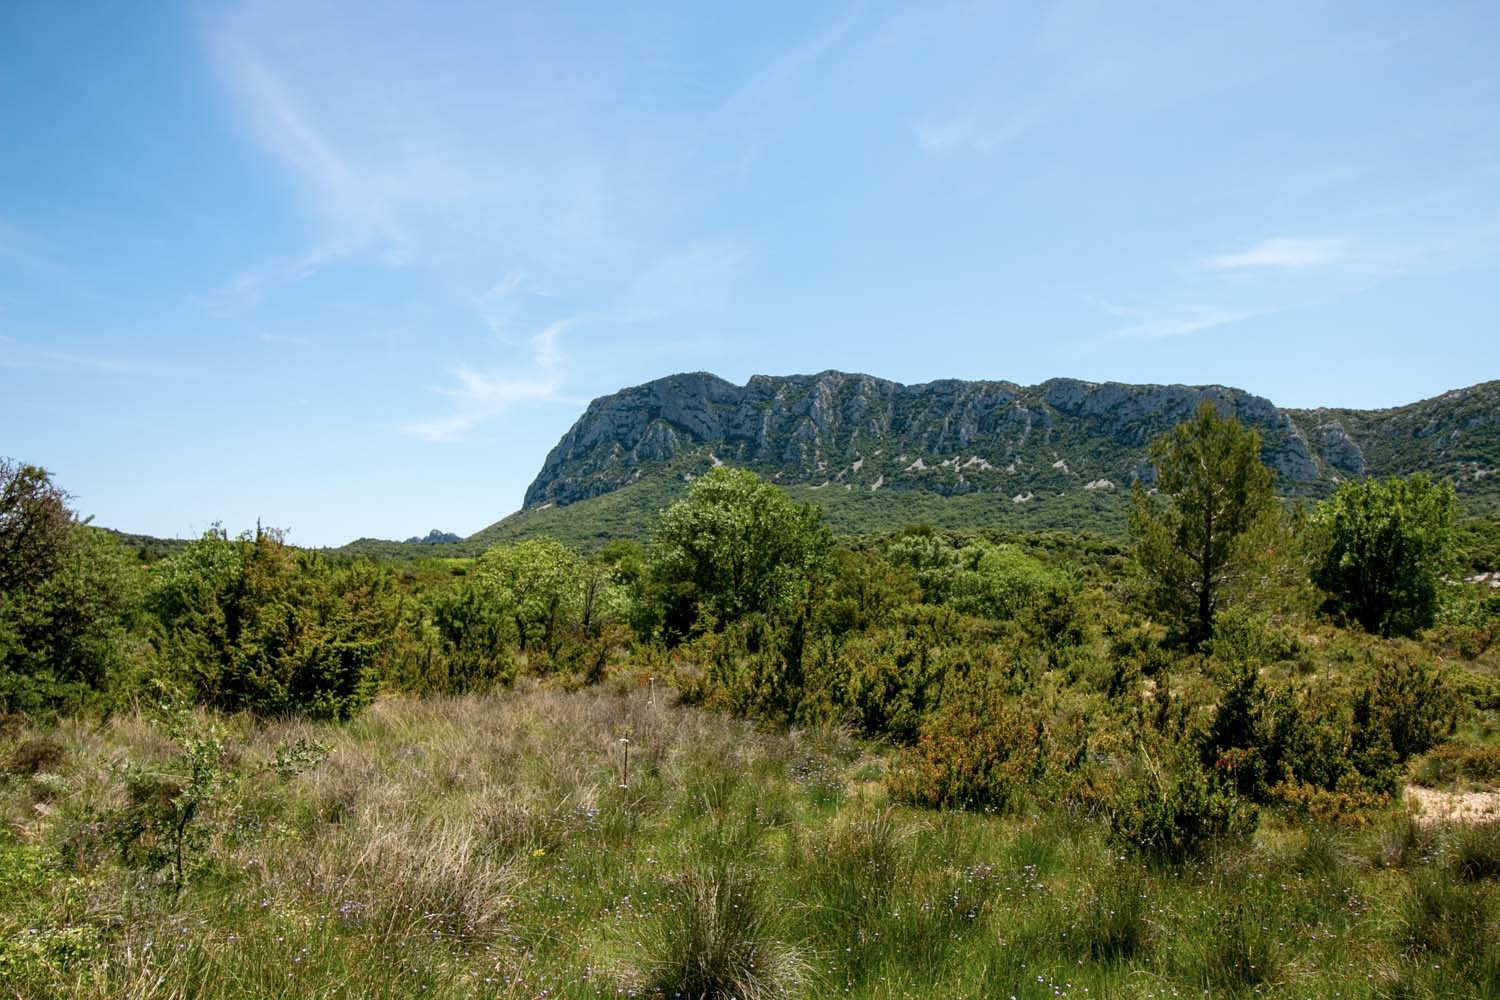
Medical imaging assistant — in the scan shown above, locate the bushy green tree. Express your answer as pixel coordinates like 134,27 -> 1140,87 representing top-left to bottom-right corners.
884,529 -> 962,604
806,604 -> 1006,742
812,548 -> 920,638
1310,473 -> 1456,636
0,458 -> 74,595
428,582 -> 516,690
885,531 -> 1067,622
1129,402 -> 1278,649
1,460 -> 141,717
470,539 -> 586,656
950,541 -> 1065,621
650,468 -> 829,635
145,527 -> 389,719
429,539 -> 624,686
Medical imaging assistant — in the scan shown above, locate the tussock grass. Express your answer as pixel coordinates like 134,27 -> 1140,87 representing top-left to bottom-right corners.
635,862 -> 805,1000
1450,820 -> 1500,881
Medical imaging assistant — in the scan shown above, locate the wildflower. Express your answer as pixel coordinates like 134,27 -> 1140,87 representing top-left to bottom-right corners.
532,847 -> 546,858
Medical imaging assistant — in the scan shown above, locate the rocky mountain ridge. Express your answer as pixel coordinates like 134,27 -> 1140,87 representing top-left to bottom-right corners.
522,371 -> 1500,514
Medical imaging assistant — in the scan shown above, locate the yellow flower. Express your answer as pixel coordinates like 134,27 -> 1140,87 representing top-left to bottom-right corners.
531,848 -> 546,858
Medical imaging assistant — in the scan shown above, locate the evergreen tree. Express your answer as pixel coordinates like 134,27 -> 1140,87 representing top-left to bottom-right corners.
1129,401 -> 1278,648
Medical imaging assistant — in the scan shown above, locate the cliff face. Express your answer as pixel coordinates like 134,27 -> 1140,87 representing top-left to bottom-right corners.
522,371 -> 1500,512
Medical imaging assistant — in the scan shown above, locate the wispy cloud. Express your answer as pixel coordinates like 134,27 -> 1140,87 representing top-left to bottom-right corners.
201,5 -> 489,280
210,35 -> 402,261
400,366 -> 564,442
39,352 -> 166,376
912,120 -> 969,151
401,312 -> 579,442
912,102 -> 1053,153
1200,236 -> 1350,271
402,288 -> 674,442
472,270 -> 543,340
1095,301 -> 1262,342
531,320 -> 570,371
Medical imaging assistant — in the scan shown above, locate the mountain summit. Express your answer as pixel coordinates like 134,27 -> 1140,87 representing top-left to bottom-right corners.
522,371 -> 1500,517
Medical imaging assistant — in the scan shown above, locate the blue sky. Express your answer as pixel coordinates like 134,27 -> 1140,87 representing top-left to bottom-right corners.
3,2 -> 1498,545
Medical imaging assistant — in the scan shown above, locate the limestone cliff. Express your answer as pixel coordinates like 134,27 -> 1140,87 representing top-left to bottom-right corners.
526,371 -> 1500,512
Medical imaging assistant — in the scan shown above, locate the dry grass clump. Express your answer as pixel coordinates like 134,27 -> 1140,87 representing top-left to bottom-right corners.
635,862 -> 806,1000
1450,820 -> 1500,881
306,819 -> 520,938
6,733 -> 66,776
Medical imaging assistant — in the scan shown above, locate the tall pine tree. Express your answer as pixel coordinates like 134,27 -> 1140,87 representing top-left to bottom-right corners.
1129,401 -> 1278,648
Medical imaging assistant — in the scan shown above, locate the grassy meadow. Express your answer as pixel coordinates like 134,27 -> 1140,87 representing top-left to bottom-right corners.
3,680 -> 1499,999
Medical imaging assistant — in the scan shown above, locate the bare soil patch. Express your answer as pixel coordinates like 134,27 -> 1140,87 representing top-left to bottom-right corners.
1405,784 -> 1500,825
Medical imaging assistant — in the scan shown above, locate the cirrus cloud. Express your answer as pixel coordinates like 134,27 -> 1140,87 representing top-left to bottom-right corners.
1200,236 -> 1350,271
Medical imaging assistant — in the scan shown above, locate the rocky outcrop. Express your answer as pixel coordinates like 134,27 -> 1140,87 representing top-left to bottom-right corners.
403,529 -> 462,545
522,371 -> 1500,510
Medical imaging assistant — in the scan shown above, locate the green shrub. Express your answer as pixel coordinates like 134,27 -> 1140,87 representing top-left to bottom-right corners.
427,583 -> 520,691
1445,669 -> 1500,714
682,614 -> 805,722
107,699 -> 328,889
1269,781 -> 1391,826
1414,743 -> 1500,788
0,524 -> 140,719
805,605 -> 1008,742
1199,663 -> 1365,802
1363,647 -> 1459,763
889,673 -> 1046,813
146,529 -> 389,719
1109,754 -> 1257,864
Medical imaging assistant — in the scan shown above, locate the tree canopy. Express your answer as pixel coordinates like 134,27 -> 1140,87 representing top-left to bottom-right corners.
1,458 -> 138,716
1129,401 -> 1278,648
650,467 -> 830,633
1311,473 -> 1456,637
0,458 -> 75,595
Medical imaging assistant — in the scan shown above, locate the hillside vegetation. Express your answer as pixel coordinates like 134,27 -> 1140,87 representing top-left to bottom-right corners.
463,472 -> 1133,553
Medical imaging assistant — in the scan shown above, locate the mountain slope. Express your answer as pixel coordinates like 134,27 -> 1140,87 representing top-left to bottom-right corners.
522,372 -> 1316,508
464,372 -> 1500,549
